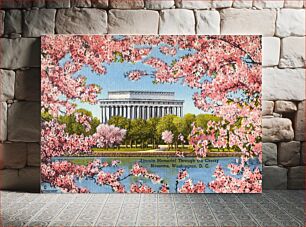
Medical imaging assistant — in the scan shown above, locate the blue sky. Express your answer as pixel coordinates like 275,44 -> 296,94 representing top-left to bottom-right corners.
57,38 -> 252,121
66,42 -> 205,120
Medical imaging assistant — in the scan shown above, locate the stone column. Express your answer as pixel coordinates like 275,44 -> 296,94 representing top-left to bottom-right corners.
104,106 -> 108,123
118,105 -> 121,116
115,106 -> 118,116
140,106 -> 143,119
148,106 -> 151,119
101,106 -> 104,123
109,106 -> 112,120
112,106 -> 115,116
135,106 -> 138,119
151,106 -> 154,118
121,105 -> 124,117
116,105 -> 119,116
145,106 -> 148,119
137,105 -> 140,119
118,106 -> 121,116
130,106 -> 133,119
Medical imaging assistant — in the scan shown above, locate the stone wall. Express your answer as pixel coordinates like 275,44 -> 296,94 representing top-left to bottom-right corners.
0,0 -> 305,192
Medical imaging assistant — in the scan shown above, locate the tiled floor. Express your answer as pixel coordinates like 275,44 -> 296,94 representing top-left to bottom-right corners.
1,190 -> 304,226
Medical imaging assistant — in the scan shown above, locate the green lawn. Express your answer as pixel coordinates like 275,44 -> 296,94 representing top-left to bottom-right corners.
92,147 -> 154,152
209,148 -> 238,152
92,146 -> 238,153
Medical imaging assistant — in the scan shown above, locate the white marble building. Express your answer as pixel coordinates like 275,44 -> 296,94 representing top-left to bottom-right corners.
99,91 -> 184,123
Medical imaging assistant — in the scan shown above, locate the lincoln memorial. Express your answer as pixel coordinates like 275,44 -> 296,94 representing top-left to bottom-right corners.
99,91 -> 184,123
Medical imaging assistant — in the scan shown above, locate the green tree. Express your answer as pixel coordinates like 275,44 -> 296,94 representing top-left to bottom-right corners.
108,116 -> 130,129
58,109 -> 100,136
183,113 -> 196,134
129,119 -> 149,148
157,115 -> 179,148
147,117 -> 160,148
173,117 -> 189,148
195,114 -> 222,129
41,111 -> 53,121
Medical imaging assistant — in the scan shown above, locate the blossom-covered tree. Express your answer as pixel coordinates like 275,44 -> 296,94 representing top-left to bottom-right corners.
208,164 -> 262,193
41,159 -> 165,193
41,120 -> 95,162
161,130 -> 174,149
93,124 -> 127,148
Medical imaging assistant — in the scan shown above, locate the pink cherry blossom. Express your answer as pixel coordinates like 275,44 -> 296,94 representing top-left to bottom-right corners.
162,130 -> 174,144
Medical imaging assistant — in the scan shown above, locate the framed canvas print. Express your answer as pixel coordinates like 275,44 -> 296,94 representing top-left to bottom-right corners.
41,35 -> 262,193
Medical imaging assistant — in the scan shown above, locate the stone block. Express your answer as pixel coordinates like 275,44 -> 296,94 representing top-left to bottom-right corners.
0,142 -> 27,169
23,9 -> 56,37
262,101 -> 274,116
284,0 -> 304,8
0,10 -> 4,35
175,0 -> 212,8
280,37 -> 305,68
220,9 -> 276,36
0,168 -> 40,192
110,0 -> 144,8
294,101 -> 305,141
195,10 -> 220,35
56,8 -> 107,34
0,38 -> 40,69
263,166 -> 287,189
301,142 -> 305,165
262,143 -> 277,166
91,0 -> 109,8
0,102 -> 7,142
262,68 -> 305,101
0,0 -> 31,9
263,117 -> 294,142
71,0 -> 91,7
4,10 -> 22,34
8,102 -> 40,142
27,143 -> 40,167
232,0 -> 253,8
253,0 -> 284,8
278,141 -> 301,167
212,0 -> 232,8
159,9 -> 195,35
288,166 -> 304,189
108,10 -> 159,34
0,169 -> 19,190
0,69 -> 15,102
19,167 -> 40,192
262,37 -> 280,66
46,0 -> 70,8
276,9 -> 305,37
15,68 -> 41,101
145,0 -> 175,9
274,101 -> 297,113
32,0 -> 46,8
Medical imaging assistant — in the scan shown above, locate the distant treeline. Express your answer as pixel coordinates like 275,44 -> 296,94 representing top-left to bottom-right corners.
42,109 -> 221,148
